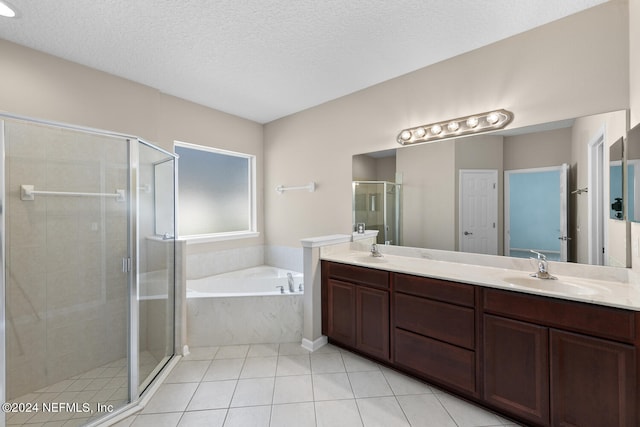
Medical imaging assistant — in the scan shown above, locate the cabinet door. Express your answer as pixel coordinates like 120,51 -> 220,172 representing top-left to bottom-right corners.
326,279 -> 356,347
483,315 -> 549,426
550,329 -> 636,427
356,286 -> 389,360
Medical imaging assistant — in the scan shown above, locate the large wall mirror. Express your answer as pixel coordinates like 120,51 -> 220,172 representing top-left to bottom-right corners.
353,110 -> 628,266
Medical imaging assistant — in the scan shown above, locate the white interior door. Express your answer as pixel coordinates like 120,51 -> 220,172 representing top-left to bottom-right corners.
459,170 -> 498,255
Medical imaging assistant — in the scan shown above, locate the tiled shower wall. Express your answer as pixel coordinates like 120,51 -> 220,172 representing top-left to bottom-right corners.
5,120 -> 130,399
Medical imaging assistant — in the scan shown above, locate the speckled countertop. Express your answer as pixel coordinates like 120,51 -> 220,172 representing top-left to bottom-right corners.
320,243 -> 640,311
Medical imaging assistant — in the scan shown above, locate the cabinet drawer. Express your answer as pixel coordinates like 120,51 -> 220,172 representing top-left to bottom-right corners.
483,289 -> 636,343
395,293 -> 475,349
394,328 -> 475,394
394,273 -> 475,307
325,261 -> 389,289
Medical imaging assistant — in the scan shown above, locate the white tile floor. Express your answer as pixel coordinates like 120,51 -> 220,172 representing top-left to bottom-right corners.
111,343 -> 523,427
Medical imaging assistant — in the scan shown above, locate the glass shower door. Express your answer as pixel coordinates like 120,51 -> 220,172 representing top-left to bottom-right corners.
3,119 -> 132,425
136,141 -> 175,393
353,181 -> 402,245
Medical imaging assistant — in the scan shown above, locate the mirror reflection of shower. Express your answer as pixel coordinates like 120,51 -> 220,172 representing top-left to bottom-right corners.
352,181 -> 402,245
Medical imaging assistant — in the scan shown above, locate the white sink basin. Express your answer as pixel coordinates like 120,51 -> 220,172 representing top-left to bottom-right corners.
503,276 -> 610,296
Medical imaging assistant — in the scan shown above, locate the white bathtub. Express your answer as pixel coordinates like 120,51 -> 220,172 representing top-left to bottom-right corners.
187,265 -> 304,297
186,265 -> 304,346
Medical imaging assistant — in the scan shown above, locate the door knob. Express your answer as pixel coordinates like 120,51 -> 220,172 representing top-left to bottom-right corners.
464,231 -> 473,236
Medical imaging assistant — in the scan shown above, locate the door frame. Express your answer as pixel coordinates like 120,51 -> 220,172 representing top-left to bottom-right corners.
458,169 -> 498,255
587,127 -> 605,265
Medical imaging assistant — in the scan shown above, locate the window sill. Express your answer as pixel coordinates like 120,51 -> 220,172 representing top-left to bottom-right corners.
181,231 -> 260,245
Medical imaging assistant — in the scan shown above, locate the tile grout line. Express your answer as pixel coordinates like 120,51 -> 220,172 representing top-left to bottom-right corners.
340,352 -> 366,427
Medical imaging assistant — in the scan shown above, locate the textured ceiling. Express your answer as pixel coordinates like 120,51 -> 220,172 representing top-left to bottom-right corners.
0,0 -> 607,123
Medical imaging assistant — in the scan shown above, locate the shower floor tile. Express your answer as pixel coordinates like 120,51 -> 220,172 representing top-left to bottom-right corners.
5,351 -> 158,427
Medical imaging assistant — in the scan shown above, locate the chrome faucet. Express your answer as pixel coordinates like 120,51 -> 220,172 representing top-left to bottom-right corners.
370,243 -> 383,257
286,272 -> 295,293
529,250 -> 556,280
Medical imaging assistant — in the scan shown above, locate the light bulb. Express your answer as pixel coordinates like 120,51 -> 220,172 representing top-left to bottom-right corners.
486,112 -> 500,124
431,124 -> 442,135
0,1 -> 16,17
447,121 -> 459,132
466,117 -> 479,128
400,130 -> 412,141
414,127 -> 426,138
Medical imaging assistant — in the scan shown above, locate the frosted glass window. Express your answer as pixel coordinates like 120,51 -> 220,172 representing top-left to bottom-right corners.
175,142 -> 255,237
509,170 -> 560,258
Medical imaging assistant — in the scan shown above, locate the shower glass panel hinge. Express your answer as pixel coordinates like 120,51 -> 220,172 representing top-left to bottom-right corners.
122,257 -> 132,273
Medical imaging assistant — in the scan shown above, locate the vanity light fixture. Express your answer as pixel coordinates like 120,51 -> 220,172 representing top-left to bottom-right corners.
397,109 -> 513,146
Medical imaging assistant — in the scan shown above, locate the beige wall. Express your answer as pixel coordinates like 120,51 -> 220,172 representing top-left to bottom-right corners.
264,1 -> 629,247
397,141 -> 456,249
352,154 -> 377,181
352,154 -> 396,182
504,127 -> 572,171
0,39 -> 265,256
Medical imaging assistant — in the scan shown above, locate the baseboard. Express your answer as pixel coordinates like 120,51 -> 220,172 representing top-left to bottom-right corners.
301,336 -> 328,352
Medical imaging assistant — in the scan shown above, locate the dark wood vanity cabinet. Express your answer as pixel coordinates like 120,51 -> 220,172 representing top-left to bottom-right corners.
483,314 -> 550,425
321,261 -> 390,361
484,288 -> 638,427
550,329 -> 636,427
321,261 -> 640,427
393,273 -> 477,395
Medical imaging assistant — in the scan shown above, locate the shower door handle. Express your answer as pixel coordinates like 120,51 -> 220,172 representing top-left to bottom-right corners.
122,257 -> 132,273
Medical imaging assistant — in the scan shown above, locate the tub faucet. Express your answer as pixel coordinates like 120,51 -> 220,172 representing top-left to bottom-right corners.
370,243 -> 383,257
529,250 -> 556,280
287,272 -> 295,293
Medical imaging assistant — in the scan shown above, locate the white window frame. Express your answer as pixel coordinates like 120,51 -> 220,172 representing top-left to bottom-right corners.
174,140 -> 258,244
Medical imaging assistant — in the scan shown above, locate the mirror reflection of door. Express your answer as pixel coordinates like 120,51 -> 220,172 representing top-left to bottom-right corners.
459,169 -> 498,255
505,164 -> 569,261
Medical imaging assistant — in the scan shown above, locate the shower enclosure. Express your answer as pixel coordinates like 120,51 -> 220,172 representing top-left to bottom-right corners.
352,181 -> 402,245
0,115 -> 177,426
